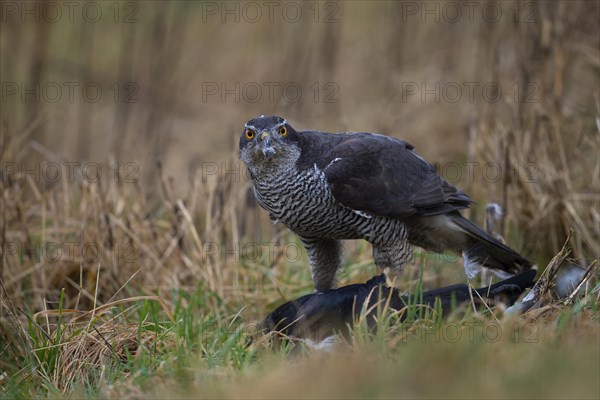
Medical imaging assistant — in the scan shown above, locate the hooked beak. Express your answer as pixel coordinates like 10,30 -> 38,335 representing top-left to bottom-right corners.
259,131 -> 276,158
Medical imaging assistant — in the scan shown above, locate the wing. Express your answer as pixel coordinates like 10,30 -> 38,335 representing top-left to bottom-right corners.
315,133 -> 472,217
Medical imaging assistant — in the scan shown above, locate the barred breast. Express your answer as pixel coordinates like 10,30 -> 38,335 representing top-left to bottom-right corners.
252,164 -> 401,243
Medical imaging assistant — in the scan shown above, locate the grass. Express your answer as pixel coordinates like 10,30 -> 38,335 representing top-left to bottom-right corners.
2,2 -> 600,397
1,172 -> 599,399
2,270 -> 598,399
1,120 -> 599,398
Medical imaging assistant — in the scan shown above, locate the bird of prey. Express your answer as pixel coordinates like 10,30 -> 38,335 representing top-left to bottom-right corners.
261,269 -> 536,342
239,115 -> 532,291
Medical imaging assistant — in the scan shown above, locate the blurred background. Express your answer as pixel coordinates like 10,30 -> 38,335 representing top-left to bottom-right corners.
1,0 -> 599,302
2,2 -> 600,396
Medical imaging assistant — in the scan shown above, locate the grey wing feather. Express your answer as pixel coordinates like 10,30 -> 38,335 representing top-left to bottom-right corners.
320,133 -> 472,217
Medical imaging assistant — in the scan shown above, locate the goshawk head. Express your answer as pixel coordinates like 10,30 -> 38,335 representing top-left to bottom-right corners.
239,115 -> 301,173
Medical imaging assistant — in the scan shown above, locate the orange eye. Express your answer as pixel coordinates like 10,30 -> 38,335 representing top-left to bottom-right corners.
278,126 -> 287,136
245,129 -> 255,140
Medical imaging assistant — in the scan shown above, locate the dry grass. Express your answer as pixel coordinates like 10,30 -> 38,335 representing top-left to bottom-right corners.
1,122 -> 599,396
1,1 -> 600,398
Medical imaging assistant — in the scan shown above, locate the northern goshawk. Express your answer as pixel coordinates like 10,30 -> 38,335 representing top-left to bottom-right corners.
239,115 -> 532,291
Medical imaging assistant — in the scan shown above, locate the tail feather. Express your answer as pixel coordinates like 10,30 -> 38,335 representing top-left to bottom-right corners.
450,213 -> 533,275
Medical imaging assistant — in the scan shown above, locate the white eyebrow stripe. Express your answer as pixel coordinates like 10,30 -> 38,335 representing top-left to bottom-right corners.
245,118 -> 286,131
